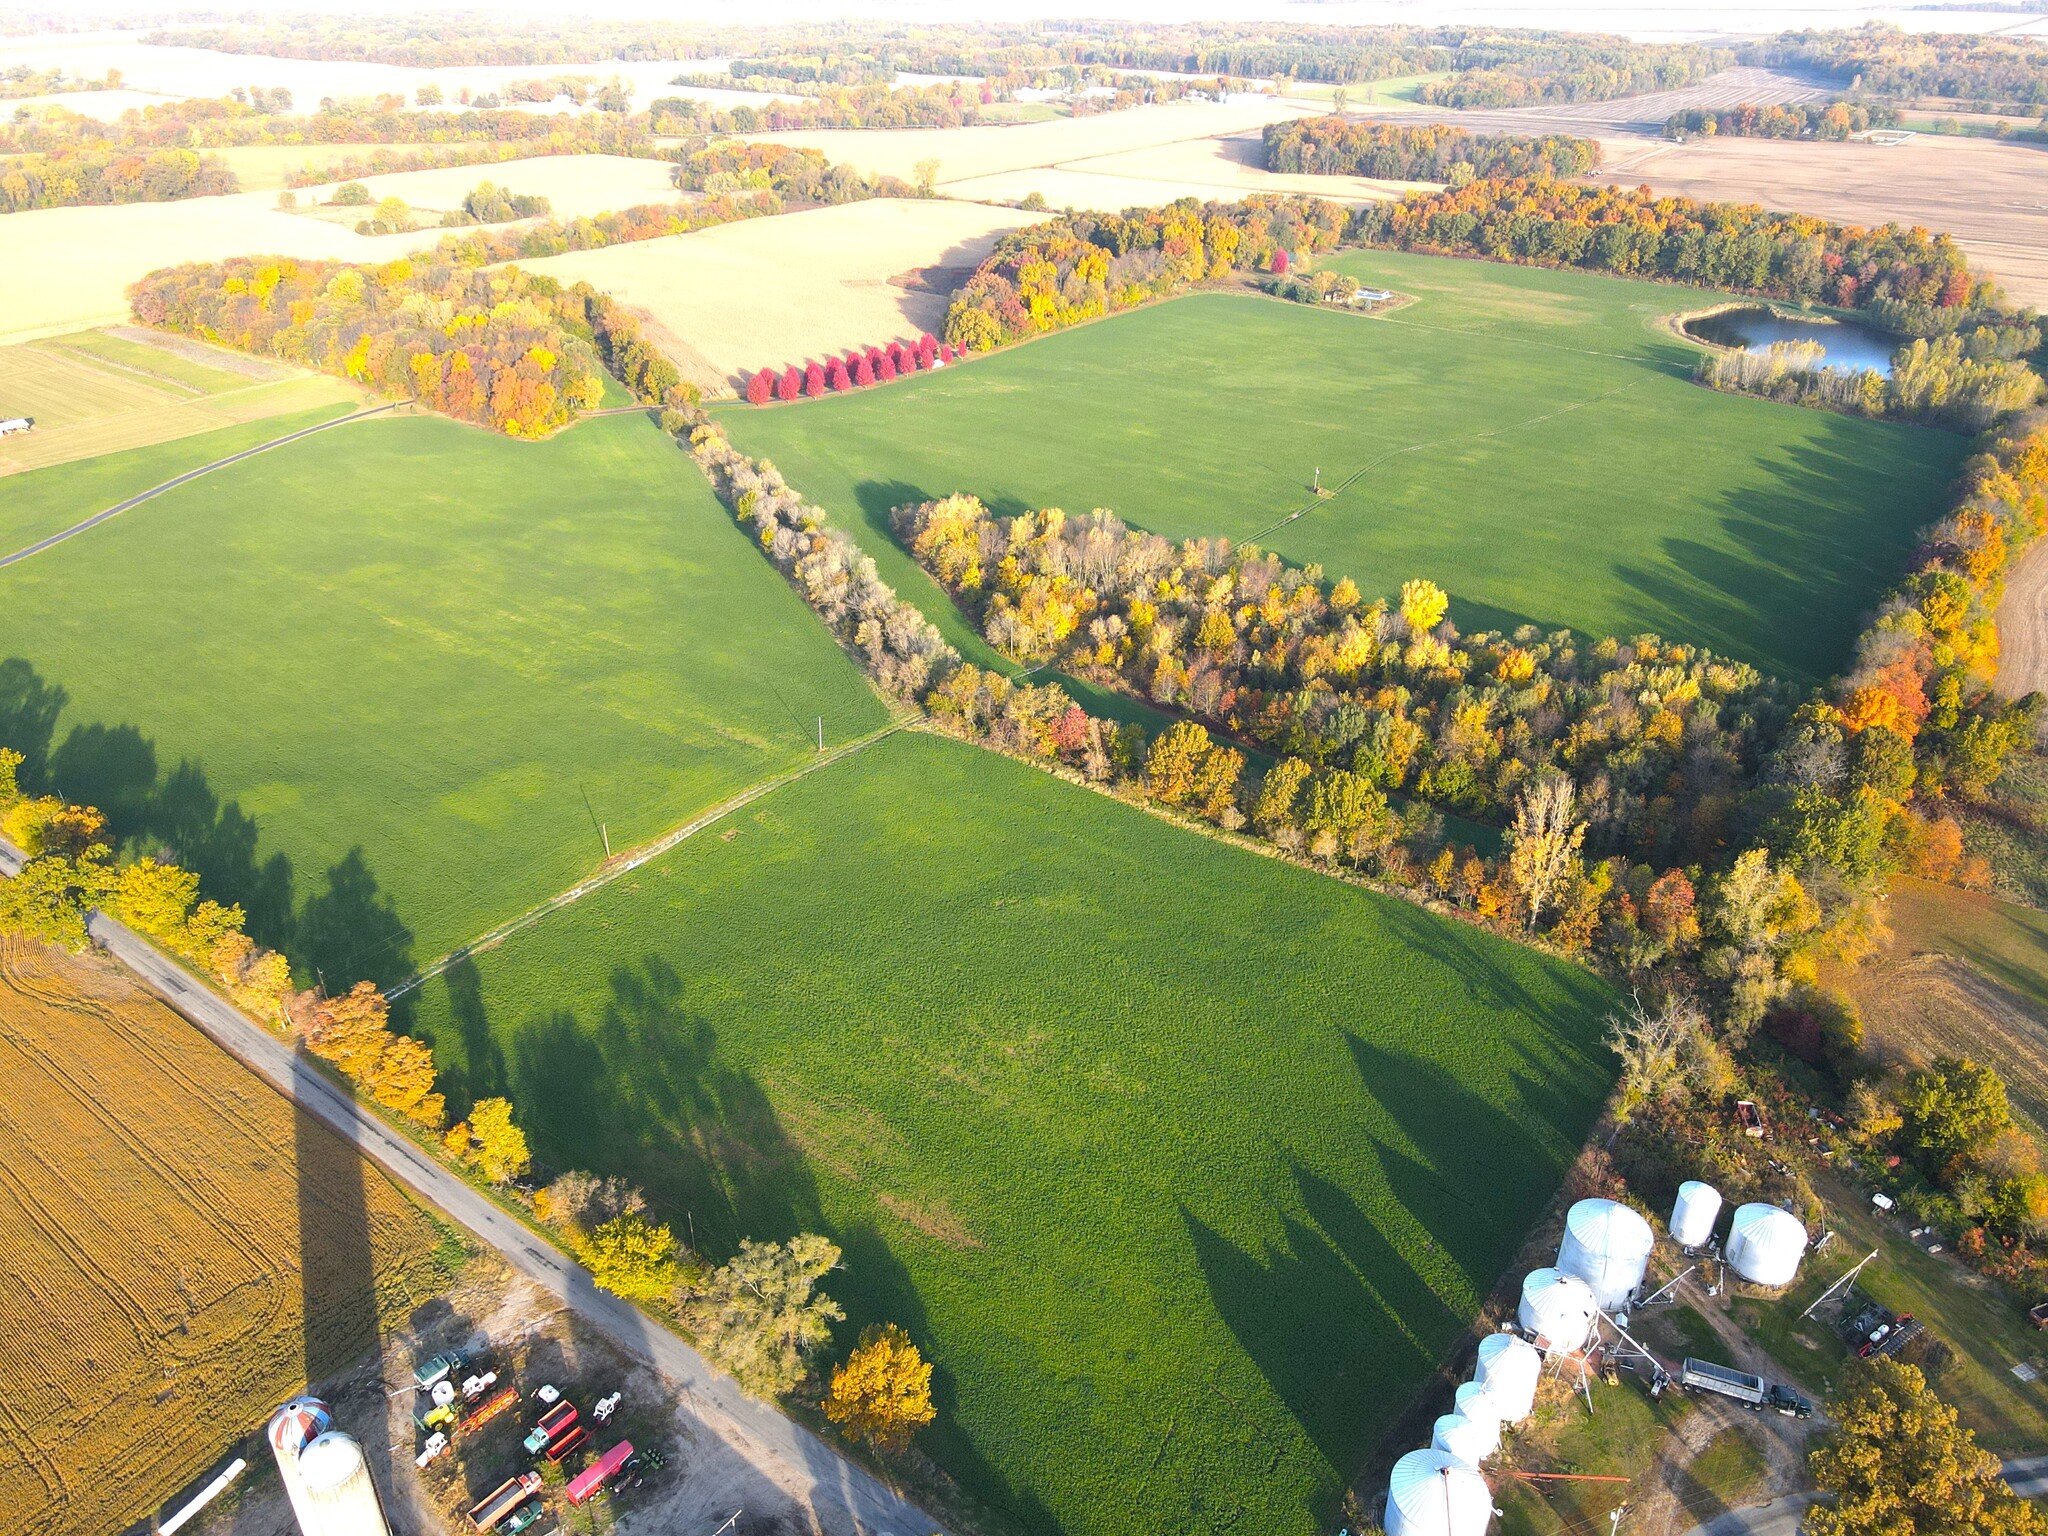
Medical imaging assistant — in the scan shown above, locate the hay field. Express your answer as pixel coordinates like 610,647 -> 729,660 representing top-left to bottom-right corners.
1592,133 -> 2048,308
287,152 -> 681,213
745,96 -> 1310,186
517,199 -> 1049,391
0,937 -> 456,1536
945,132 -> 1424,209
0,331 -> 359,475
2,86 -> 191,120
0,154 -> 688,345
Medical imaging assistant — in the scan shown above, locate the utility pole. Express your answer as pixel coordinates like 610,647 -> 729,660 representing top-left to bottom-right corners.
817,715 -> 824,752
601,822 -> 611,858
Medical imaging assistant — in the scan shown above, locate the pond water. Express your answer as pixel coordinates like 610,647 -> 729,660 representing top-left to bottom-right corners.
1683,306 -> 1901,376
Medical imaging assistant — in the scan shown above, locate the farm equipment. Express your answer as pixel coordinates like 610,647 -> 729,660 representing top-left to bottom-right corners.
524,1401 -> 578,1455
415,1432 -> 450,1468
469,1472 -> 542,1531
414,1380 -> 459,1433
1735,1100 -> 1765,1139
462,1370 -> 500,1401
460,1386 -> 520,1435
567,1440 -> 635,1505
504,1506 -> 546,1534
1678,1358 -> 1812,1417
545,1424 -> 591,1463
593,1390 -> 622,1423
414,1351 -> 466,1390
1843,1301 -> 1922,1359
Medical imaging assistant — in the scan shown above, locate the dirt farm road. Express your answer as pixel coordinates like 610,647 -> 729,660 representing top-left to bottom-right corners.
0,838 -> 941,1536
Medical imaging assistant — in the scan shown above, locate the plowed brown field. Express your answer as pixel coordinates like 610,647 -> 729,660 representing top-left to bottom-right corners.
0,939 -> 454,1536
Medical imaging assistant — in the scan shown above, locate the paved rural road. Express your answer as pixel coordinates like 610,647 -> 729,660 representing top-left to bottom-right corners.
1678,1455 -> 2048,1536
0,839 -> 940,1536
0,402 -> 396,571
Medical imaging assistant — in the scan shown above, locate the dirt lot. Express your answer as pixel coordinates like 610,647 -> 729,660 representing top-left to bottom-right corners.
0,153 -> 686,345
1591,132 -> 2048,308
0,937 -> 455,1536
518,197 -> 1050,392
1999,536 -> 2048,699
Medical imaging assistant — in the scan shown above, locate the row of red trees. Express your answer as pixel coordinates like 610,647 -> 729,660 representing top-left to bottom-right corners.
745,333 -> 958,404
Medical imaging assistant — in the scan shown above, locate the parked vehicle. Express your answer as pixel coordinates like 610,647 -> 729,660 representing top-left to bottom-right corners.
523,1401 -> 578,1455
1679,1358 -> 1812,1416
414,1351 -> 465,1389
469,1472 -> 542,1531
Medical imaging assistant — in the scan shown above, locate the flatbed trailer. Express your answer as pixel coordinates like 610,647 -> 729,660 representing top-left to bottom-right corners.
1680,1358 -> 1811,1417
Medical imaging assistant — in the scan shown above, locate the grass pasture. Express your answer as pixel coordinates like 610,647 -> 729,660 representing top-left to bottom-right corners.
0,937 -> 458,1536
0,329 -> 359,476
0,410 -> 888,991
410,729 -> 1617,1536
721,251 -> 1968,683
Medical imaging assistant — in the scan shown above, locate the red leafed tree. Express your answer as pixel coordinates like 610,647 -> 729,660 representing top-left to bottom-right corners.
829,357 -> 853,392
778,364 -> 801,402
878,352 -> 898,382
855,355 -> 876,387
939,343 -> 956,364
916,333 -> 939,368
804,361 -> 826,397
898,342 -> 918,374
1270,248 -> 1290,275
747,367 -> 774,404
864,345 -> 884,375
886,340 -> 905,370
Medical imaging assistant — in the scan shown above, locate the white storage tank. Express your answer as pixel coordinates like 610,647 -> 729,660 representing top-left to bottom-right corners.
1556,1199 -> 1655,1311
266,1397 -> 332,1536
1670,1181 -> 1723,1250
1474,1333 -> 1543,1423
1432,1411 -> 1499,1468
1726,1203 -> 1808,1288
1518,1267 -> 1597,1354
298,1431 -> 393,1536
1386,1448 -> 1493,1536
1453,1380 -> 1504,1425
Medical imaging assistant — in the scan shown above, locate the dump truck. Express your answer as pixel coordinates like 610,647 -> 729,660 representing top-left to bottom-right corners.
1679,1358 -> 1812,1416
469,1472 -> 541,1531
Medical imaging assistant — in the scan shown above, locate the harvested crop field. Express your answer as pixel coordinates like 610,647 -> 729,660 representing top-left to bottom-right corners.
0,154 -> 684,345
410,728 -> 1617,1536
1834,879 -> 2048,1135
944,131 -> 1422,209
1590,133 -> 2048,309
746,96 -> 1309,186
0,330 -> 359,475
517,198 -> 1050,392
0,937 -> 458,1536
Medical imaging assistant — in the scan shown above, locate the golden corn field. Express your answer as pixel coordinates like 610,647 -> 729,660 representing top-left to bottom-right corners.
0,938 -> 455,1536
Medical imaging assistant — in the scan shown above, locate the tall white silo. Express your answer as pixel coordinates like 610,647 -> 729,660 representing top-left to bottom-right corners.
1556,1199 -> 1655,1311
1432,1411 -> 1500,1468
266,1397 -> 332,1536
1386,1448 -> 1493,1536
1669,1182 -> 1723,1250
1725,1204 -> 1808,1288
298,1431 -> 393,1536
1453,1380 -> 1504,1425
1518,1267 -> 1597,1354
1474,1333 -> 1543,1423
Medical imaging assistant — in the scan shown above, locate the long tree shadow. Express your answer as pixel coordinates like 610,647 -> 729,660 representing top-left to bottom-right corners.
296,848 -> 416,1004
0,656 -> 66,787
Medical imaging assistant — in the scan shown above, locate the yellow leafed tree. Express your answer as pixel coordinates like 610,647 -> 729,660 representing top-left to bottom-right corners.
825,1323 -> 936,1454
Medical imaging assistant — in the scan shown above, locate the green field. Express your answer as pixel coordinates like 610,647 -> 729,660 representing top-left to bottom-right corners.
721,251 -> 1968,683
0,410 -> 887,985
410,729 -> 1617,1536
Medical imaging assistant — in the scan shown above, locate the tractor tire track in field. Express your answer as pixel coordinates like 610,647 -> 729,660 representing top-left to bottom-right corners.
1250,381 -> 1640,541
0,402 -> 397,571
387,717 -> 910,1000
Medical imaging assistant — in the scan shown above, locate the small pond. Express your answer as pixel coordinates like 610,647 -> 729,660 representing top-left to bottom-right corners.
1683,306 -> 1901,376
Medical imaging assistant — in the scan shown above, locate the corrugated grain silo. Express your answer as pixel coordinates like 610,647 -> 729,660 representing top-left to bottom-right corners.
1725,1203 -> 1808,1287
266,1398 -> 332,1536
298,1430 -> 393,1536
1474,1332 -> 1542,1423
1386,1448 -> 1493,1536
1517,1267 -> 1597,1354
1431,1411 -> 1499,1468
1556,1199 -> 1655,1311
1669,1181 -> 1723,1250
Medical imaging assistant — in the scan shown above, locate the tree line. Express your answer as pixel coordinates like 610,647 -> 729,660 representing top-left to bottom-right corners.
943,196 -> 1349,352
745,334 -> 961,403
1741,25 -> 2048,110
1261,118 -> 1601,181
1697,329 -> 2043,433
1415,36 -> 1728,109
131,255 -> 609,438
1354,175 -> 1989,318
650,79 -> 993,137
1664,100 -> 1896,141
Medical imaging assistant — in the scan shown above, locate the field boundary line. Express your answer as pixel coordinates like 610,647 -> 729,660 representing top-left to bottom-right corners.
387,718 -> 908,999
1249,381 -> 1640,540
0,401 -> 395,571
